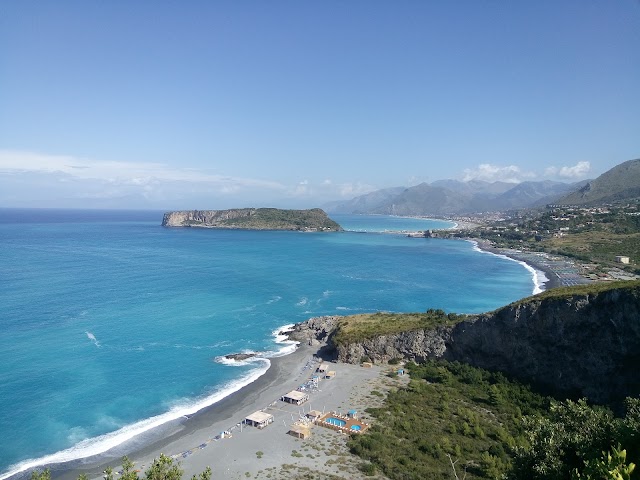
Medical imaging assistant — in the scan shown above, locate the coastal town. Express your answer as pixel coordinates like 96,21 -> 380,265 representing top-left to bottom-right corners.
412,202 -> 640,287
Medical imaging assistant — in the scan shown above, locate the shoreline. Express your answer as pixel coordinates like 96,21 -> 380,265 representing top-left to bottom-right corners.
469,239 -> 561,291
2,231 -> 554,480
22,345 -> 314,480
48,341 -> 393,480
1,329 -> 298,480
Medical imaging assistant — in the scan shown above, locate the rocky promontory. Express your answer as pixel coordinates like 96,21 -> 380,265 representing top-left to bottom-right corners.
289,281 -> 640,404
162,208 -> 342,231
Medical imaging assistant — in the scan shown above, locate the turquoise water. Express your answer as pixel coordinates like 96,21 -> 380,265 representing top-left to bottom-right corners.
350,425 -> 361,431
0,209 -> 534,478
326,418 -> 347,427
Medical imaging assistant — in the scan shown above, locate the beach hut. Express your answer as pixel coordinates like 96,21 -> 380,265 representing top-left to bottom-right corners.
325,370 -> 336,379
288,424 -> 311,439
307,410 -> 323,423
244,411 -> 274,429
347,409 -> 358,419
316,363 -> 329,373
281,390 -> 309,405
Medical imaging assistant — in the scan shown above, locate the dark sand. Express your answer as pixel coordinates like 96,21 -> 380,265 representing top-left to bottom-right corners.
50,343 -> 391,480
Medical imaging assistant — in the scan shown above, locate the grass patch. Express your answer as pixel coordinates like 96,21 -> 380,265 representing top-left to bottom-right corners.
508,279 -> 640,307
333,309 -> 465,345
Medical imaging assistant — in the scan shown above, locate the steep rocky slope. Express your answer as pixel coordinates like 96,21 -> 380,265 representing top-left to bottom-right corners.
291,282 -> 640,404
447,283 -> 640,403
558,158 -> 640,205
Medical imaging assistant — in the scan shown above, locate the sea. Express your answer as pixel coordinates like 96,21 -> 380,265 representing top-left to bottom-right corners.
0,209 -> 543,478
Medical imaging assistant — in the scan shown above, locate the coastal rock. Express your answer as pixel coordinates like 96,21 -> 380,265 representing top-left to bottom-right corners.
335,326 -> 453,364
291,283 -> 640,404
445,286 -> 640,404
287,316 -> 341,346
224,353 -> 257,361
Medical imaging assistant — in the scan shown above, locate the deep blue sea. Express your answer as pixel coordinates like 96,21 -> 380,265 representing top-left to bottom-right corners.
0,209 -> 536,477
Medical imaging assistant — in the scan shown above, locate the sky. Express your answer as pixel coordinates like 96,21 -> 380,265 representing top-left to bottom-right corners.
1,1 -> 639,209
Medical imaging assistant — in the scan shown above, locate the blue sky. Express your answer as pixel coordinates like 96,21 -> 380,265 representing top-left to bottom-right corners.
1,1 -> 638,209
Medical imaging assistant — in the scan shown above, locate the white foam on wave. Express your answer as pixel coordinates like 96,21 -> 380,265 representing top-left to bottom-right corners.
85,331 -> 100,348
213,352 -> 265,367
2,321 -> 305,480
296,297 -> 308,306
266,296 -> 281,304
468,240 -> 548,295
264,323 -> 299,358
0,358 -> 270,480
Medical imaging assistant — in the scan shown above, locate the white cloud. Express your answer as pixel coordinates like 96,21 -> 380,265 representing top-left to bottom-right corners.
545,161 -> 591,179
0,150 -> 285,190
285,179 -> 375,199
0,150 -> 377,208
462,164 -> 535,183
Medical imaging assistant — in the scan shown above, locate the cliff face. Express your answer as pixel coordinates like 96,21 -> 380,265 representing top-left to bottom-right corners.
162,208 -> 342,231
162,209 -> 256,227
335,327 -> 453,364
294,283 -> 640,404
445,287 -> 640,403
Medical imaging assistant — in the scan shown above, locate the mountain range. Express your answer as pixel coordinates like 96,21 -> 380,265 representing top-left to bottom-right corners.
325,158 -> 640,216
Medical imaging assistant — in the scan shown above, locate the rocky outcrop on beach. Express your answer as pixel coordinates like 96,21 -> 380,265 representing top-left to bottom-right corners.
224,353 -> 257,361
292,282 -> 640,404
287,316 -> 341,346
162,208 -> 342,231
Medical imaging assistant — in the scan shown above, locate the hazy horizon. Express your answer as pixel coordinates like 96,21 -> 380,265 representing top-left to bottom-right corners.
1,2 -> 638,210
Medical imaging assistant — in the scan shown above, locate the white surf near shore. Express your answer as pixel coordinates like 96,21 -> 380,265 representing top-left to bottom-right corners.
469,240 -> 549,295
0,323 -> 298,480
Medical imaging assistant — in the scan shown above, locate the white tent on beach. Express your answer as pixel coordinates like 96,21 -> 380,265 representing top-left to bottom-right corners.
244,411 -> 274,429
281,390 -> 309,405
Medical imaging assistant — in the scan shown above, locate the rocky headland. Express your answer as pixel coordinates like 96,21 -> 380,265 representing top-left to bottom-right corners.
162,208 -> 342,231
289,281 -> 640,404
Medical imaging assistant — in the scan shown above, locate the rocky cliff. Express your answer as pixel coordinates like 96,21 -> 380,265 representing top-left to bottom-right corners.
291,282 -> 640,404
162,208 -> 342,231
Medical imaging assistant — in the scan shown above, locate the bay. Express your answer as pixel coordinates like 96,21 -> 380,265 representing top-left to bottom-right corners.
0,209 -> 533,477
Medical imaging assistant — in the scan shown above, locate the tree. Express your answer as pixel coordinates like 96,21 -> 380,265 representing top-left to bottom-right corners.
144,454 -> 183,480
30,455 -> 210,480
30,470 -> 51,480
511,399 -> 616,479
572,445 -> 636,480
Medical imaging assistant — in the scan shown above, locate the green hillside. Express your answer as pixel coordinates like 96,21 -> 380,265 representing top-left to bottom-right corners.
559,158 -> 640,205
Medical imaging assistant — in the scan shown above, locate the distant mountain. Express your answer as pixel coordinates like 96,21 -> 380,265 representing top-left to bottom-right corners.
492,180 -> 585,210
325,186 -> 405,214
325,179 -> 584,215
430,179 -> 514,196
557,158 -> 640,205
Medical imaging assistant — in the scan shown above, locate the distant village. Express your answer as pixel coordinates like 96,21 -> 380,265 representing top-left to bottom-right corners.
414,202 -> 640,285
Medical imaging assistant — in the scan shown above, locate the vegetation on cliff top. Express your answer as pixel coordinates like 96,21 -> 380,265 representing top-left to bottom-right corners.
332,282 -> 640,346
332,309 -> 466,346
211,208 -> 342,230
507,279 -> 640,307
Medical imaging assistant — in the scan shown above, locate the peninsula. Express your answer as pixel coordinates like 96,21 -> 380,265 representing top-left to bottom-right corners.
161,208 -> 342,231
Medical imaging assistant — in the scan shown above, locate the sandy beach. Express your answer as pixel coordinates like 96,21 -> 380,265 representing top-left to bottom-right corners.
52,344 -> 405,480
